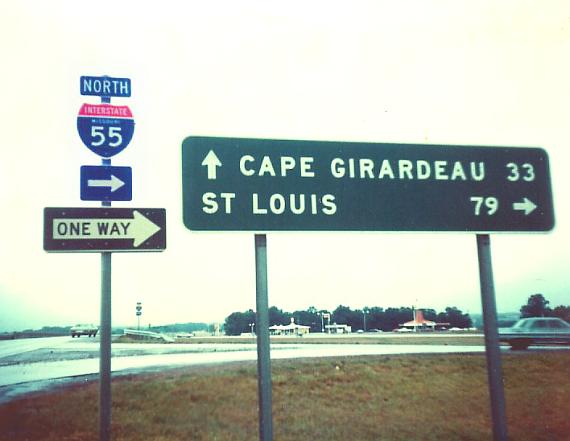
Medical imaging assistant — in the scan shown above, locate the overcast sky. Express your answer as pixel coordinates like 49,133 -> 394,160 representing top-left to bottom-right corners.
1,1 -> 569,332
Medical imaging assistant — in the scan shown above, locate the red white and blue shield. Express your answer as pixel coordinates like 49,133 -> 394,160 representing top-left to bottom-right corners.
77,103 -> 135,158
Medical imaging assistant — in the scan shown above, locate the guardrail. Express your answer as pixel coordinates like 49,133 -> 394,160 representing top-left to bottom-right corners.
123,329 -> 175,343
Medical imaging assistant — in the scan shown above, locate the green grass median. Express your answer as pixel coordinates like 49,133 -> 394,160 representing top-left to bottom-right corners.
1,352 -> 569,440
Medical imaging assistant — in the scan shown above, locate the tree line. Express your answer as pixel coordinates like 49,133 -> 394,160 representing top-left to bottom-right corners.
520,294 -> 570,321
223,305 -> 472,336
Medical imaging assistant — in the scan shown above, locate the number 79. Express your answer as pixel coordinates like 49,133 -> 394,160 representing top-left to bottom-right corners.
470,196 -> 499,215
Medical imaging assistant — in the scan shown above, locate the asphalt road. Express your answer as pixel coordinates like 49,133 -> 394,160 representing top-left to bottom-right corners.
0,336 -> 71,359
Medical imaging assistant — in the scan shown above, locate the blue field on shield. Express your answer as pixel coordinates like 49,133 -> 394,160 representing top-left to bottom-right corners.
80,165 -> 132,202
77,115 -> 135,158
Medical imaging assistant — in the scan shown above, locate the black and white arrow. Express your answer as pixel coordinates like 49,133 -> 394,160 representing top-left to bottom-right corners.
88,175 -> 126,192
512,198 -> 537,215
53,210 -> 161,247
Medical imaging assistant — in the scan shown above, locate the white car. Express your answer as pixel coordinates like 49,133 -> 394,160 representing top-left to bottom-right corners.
70,324 -> 99,338
499,317 -> 570,350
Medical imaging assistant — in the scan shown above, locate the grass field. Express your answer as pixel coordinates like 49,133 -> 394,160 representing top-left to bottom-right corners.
1,352 -> 569,441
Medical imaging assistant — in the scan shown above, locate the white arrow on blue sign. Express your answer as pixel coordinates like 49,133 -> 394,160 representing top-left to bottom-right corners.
80,165 -> 132,202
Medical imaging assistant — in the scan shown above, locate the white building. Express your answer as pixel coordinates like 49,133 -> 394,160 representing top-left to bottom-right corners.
325,324 -> 352,334
269,318 -> 310,336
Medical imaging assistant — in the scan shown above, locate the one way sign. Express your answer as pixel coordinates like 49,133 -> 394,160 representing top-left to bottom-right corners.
44,207 -> 166,252
80,165 -> 132,202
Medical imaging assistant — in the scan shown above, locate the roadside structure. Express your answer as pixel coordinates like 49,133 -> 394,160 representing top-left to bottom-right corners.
269,318 -> 310,336
398,309 -> 450,332
325,324 -> 352,334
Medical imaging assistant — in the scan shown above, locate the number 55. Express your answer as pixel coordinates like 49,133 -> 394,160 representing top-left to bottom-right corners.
90,126 -> 123,148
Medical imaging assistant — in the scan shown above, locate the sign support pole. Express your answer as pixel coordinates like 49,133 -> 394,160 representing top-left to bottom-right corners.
476,234 -> 508,441
99,251 -> 112,441
99,125 -> 113,441
254,234 -> 273,441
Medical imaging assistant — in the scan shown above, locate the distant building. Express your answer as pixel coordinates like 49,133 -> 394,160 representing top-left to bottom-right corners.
269,318 -> 310,336
325,324 -> 352,334
398,309 -> 450,332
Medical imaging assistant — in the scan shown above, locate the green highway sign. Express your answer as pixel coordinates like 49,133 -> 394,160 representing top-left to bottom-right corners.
181,136 -> 554,232
44,207 -> 166,252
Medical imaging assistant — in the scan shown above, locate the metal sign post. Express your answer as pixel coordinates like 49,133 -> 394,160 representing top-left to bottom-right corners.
476,234 -> 508,441
99,250 -> 112,441
254,234 -> 273,441
100,151 -> 113,441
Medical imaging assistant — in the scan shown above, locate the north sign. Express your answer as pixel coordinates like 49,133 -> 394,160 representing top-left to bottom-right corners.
181,136 -> 554,232
80,165 -> 132,202
44,207 -> 166,252
80,75 -> 131,98
77,103 -> 135,157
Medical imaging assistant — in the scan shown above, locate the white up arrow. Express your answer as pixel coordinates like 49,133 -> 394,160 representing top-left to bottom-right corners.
201,150 -> 222,180
88,175 -> 125,192
53,210 -> 161,247
512,198 -> 537,215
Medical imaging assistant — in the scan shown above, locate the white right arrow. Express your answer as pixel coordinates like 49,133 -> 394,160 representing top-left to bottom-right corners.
88,175 -> 125,192
201,150 -> 222,180
513,198 -> 537,215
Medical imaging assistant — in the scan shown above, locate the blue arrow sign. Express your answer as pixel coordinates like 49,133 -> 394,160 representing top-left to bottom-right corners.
80,165 -> 132,202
